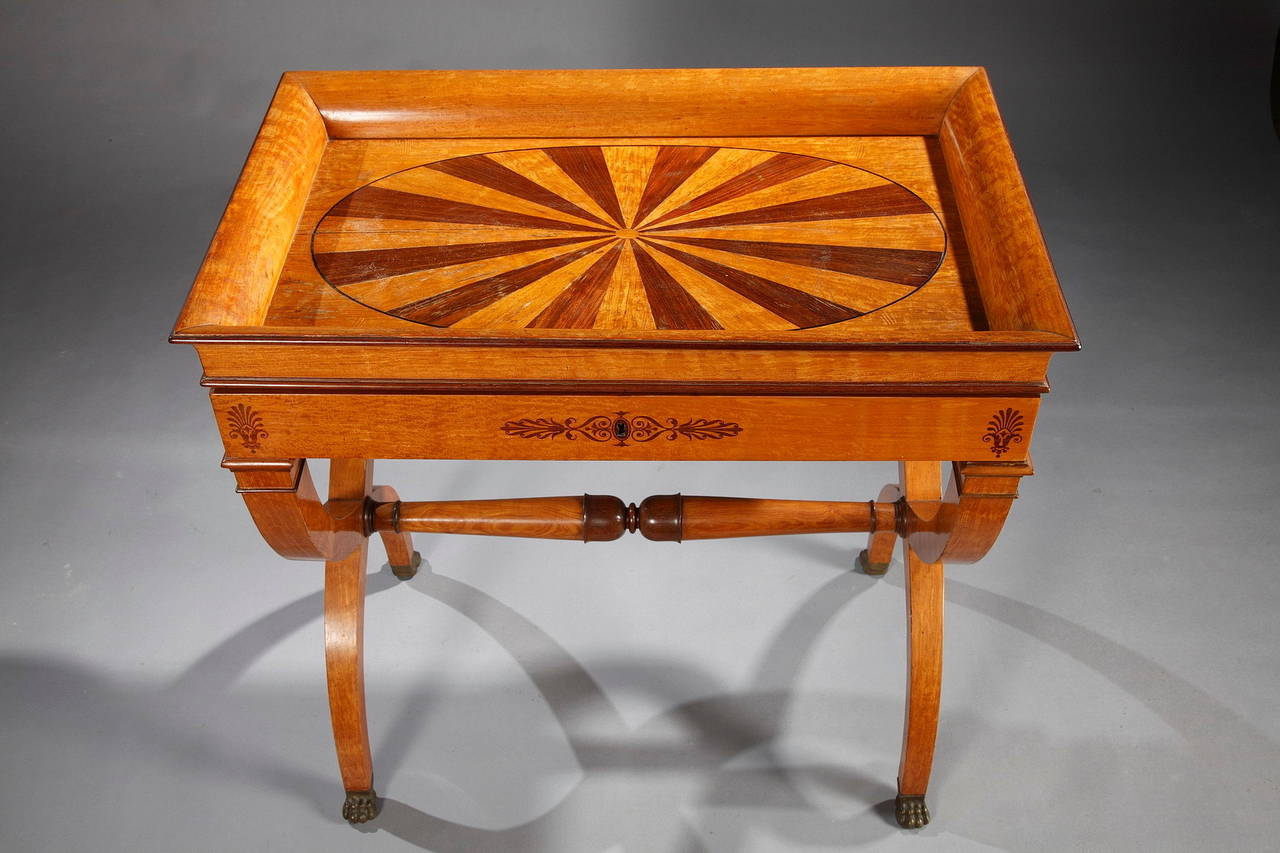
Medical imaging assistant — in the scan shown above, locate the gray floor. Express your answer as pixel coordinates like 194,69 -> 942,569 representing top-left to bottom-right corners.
3,2 -> 1280,851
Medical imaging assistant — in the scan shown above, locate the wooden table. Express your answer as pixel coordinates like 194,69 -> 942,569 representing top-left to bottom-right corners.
172,68 -> 1077,831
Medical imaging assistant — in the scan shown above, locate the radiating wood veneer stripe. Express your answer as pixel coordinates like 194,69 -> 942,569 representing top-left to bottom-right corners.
657,215 -> 946,252
647,166 -> 890,231
642,245 -> 796,331
328,187 -> 609,233
637,148 -> 775,226
646,237 -> 917,311
451,248 -> 609,329
645,152 -> 835,226
631,243 -> 722,330
653,235 -> 943,286
378,166 -> 611,231
528,243 -> 625,329
595,243 -> 656,330
545,147 -> 626,227
632,146 -> 717,227
647,184 -> 932,231
311,224 -> 595,253
315,236 -> 598,286
641,239 -> 862,327
486,149 -> 619,227
392,240 -> 609,325
603,146 -> 660,228
339,240 -> 608,307
427,154 -> 615,228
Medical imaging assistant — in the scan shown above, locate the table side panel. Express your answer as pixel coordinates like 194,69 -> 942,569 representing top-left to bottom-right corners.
939,71 -> 1076,339
290,67 -> 978,139
174,78 -> 328,331
209,393 -> 1040,462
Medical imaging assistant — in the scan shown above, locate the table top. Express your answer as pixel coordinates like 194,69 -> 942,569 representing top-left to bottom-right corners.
173,68 -> 1076,389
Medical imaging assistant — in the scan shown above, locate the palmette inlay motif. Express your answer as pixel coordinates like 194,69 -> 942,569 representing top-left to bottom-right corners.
225,404 -> 269,453
983,407 -> 1024,457
501,411 -> 743,447
311,145 -> 946,331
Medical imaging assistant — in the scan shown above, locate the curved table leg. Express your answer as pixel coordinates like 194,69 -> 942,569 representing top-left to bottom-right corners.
371,484 -> 420,580
325,460 -> 378,823
857,482 -> 902,575
896,461 -> 944,829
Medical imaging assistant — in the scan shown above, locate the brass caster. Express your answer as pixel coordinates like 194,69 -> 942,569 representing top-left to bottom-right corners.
895,794 -> 930,829
343,788 -> 380,824
390,551 -> 422,581
856,549 -> 890,576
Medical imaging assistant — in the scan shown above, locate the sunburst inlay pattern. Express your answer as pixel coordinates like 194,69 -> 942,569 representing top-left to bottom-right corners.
311,145 -> 947,331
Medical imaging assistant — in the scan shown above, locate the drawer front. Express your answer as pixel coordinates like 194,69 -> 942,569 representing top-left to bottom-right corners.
211,393 -> 1039,462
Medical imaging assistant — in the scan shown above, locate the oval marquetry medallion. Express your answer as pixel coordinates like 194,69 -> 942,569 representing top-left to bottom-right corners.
312,145 -> 946,331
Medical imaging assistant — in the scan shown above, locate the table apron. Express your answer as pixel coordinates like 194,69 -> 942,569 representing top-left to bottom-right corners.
210,393 -> 1039,462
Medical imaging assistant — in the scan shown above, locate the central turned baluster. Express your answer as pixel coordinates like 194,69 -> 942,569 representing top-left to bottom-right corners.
368,494 -> 894,543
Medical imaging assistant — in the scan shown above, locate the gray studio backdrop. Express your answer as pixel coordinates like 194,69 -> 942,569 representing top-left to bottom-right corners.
2,2 -> 1278,851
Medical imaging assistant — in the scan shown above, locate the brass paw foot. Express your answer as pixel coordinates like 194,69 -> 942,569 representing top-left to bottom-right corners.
895,794 -> 930,829
390,551 -> 422,581
856,549 -> 890,576
343,789 -> 380,823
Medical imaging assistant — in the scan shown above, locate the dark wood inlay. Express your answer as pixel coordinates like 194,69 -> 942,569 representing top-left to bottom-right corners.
427,155 -> 615,228
652,235 -> 944,286
641,239 -> 862,327
324,186 -> 609,233
179,330 -> 1080,352
631,243 -> 723,330
392,241 -> 609,325
646,152 -> 834,226
545,146 -> 626,227
647,183 -> 933,232
202,376 -> 1051,396
501,411 -> 742,445
315,236 -> 598,286
527,243 -> 624,329
983,407 -> 1025,457
632,146 -> 717,227
225,403 -> 269,453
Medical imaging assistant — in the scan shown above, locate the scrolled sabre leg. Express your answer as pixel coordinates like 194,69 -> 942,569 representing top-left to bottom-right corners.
326,460 -> 379,824
371,484 -> 420,580
896,461 -> 944,829
326,540 -> 380,823
857,483 -> 901,575
895,544 -> 943,828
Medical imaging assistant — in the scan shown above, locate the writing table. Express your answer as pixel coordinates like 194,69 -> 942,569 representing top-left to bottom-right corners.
172,67 -> 1077,830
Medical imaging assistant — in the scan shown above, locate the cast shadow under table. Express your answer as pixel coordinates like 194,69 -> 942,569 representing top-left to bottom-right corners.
3,547 -> 1277,851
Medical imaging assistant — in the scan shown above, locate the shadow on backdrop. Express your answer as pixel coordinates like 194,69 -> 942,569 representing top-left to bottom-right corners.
4,549 -> 1278,850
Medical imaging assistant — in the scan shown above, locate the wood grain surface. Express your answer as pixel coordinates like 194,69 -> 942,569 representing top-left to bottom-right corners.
897,461 -> 945,808
290,67 -> 979,139
195,342 -> 1055,390
939,69 -> 1075,338
174,77 -> 327,330
323,460 -> 375,795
